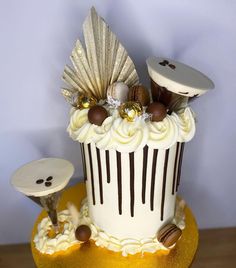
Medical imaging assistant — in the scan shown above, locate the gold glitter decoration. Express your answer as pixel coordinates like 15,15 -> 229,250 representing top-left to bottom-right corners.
77,95 -> 97,109
47,222 -> 66,239
119,101 -> 143,121
31,183 -> 199,268
62,7 -> 139,100
61,89 -> 79,107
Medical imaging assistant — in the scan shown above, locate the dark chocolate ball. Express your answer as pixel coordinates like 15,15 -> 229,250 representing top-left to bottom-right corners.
128,85 -> 150,106
88,105 -> 108,126
146,102 -> 167,122
75,225 -> 91,242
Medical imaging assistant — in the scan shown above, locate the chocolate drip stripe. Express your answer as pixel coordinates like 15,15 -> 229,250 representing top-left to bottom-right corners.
105,150 -> 111,183
116,151 -> 122,215
80,143 -> 87,181
176,143 -> 185,191
96,147 -> 103,204
129,152 -> 135,217
142,146 -> 148,204
88,144 -> 95,205
161,149 -> 170,221
150,149 -> 158,211
172,143 -> 180,195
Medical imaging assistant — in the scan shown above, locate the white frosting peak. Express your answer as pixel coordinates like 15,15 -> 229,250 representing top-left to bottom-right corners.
109,117 -> 149,152
175,107 -> 196,142
67,106 -> 196,152
33,210 -> 78,254
147,114 -> 179,149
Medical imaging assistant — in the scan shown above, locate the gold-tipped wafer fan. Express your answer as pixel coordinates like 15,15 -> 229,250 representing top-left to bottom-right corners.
62,7 -> 139,101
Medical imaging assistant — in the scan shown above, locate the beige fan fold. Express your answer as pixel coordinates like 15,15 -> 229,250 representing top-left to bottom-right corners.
62,7 -> 139,101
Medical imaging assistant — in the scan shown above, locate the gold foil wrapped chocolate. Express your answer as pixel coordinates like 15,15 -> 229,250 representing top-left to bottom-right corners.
61,89 -> 79,107
77,95 -> 97,109
119,101 -> 143,122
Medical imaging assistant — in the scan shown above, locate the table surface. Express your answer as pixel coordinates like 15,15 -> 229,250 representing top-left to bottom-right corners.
0,227 -> 236,268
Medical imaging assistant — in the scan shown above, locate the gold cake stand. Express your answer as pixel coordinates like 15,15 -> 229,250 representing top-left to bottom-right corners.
31,183 -> 198,268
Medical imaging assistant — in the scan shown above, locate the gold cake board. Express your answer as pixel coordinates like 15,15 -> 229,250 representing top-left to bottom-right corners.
31,182 -> 198,268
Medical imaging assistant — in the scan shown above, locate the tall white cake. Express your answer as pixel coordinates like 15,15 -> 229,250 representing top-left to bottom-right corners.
63,8 -> 214,256
69,106 -> 194,240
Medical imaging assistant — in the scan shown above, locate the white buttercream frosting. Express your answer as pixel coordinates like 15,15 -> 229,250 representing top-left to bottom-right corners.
67,106 -> 196,152
33,210 -> 79,254
34,198 -> 185,256
147,114 -> 179,149
175,107 -> 196,142
109,117 -> 149,152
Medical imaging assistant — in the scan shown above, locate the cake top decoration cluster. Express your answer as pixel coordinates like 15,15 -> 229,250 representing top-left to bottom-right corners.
62,7 -> 214,152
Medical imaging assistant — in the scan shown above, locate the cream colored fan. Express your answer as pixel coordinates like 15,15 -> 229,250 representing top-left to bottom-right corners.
62,7 -> 139,101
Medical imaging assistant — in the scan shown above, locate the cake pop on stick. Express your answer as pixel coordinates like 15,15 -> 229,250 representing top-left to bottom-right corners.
11,158 -> 74,233
146,57 -> 214,112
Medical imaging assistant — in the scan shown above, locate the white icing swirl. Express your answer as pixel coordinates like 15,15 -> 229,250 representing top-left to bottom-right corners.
67,106 -> 196,152
33,210 -> 79,254
147,114 -> 179,149
67,109 -> 89,141
108,117 -> 149,152
68,108 -> 117,146
175,107 -> 196,142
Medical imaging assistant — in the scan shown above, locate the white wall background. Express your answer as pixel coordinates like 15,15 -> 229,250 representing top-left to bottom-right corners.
0,0 -> 235,244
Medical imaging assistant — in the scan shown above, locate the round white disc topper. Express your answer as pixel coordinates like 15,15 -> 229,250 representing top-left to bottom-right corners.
11,158 -> 74,197
146,57 -> 214,97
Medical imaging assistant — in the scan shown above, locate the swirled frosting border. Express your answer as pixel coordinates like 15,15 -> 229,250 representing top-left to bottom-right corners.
34,198 -> 185,256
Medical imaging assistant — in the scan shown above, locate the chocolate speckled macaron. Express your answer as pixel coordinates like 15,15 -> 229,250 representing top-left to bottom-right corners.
157,224 -> 182,248
128,85 -> 150,106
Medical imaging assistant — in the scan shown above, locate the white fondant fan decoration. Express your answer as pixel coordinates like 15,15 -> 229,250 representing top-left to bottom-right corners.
62,7 -> 139,100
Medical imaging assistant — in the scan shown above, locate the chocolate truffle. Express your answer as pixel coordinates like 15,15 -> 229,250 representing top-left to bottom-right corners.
75,225 -> 91,242
128,85 -> 150,106
146,102 -> 167,122
88,105 -> 108,126
157,224 -> 182,248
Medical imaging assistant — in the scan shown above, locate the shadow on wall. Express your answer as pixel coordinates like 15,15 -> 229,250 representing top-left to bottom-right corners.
179,117 -> 231,229
26,127 -> 83,179
104,2 -> 153,86
1,127 -> 84,207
